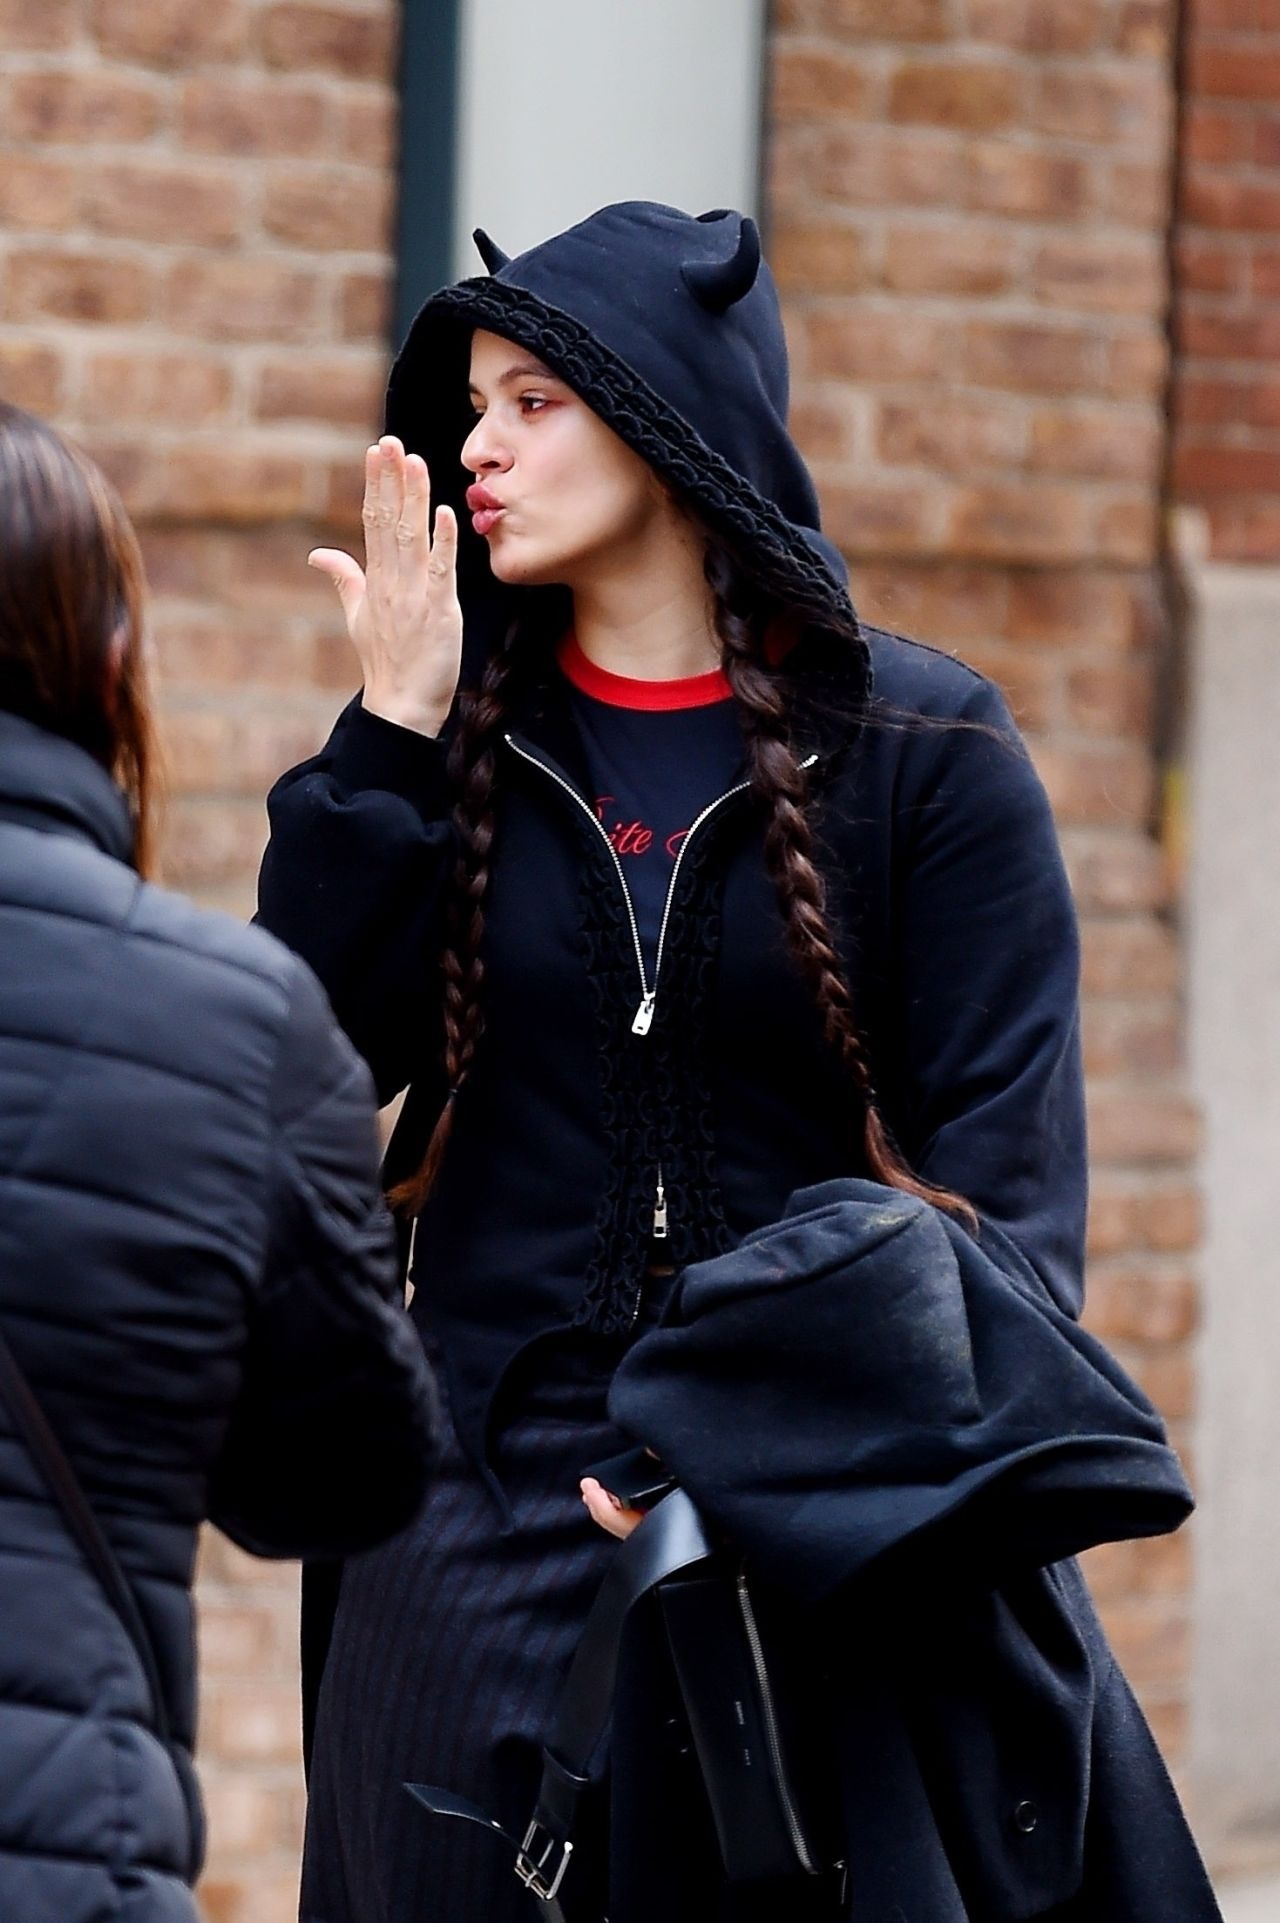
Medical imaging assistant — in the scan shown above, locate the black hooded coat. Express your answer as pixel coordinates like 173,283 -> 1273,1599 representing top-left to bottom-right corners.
256,202 -> 1222,1920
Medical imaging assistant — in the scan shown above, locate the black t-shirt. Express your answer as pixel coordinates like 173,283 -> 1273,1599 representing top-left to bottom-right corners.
557,632 -> 746,979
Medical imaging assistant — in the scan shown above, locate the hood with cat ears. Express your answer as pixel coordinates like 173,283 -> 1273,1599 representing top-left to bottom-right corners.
385,200 -> 866,694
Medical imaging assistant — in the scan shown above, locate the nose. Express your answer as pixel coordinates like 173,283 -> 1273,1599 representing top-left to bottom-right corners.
460,413 -> 513,476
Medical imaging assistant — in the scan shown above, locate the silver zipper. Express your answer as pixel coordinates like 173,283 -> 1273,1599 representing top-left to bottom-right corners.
735,1569 -> 818,1875
504,734 -> 819,1270
504,735 -> 817,1040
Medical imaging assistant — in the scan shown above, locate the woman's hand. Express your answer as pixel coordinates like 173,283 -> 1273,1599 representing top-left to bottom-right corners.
308,435 -> 463,739
580,1476 -> 645,1541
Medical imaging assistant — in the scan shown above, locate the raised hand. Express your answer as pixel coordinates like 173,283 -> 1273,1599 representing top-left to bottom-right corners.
308,435 -> 463,739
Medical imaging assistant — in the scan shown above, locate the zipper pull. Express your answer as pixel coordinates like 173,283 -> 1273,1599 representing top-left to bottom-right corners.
631,993 -> 656,1037
652,1175 -> 669,1241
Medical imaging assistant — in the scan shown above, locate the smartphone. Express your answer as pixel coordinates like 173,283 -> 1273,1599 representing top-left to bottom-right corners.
581,1445 -> 676,1512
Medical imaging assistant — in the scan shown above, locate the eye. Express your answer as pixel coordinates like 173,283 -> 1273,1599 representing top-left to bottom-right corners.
519,394 -> 549,414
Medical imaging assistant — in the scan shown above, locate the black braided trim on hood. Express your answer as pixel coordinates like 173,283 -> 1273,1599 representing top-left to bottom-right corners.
389,277 -> 865,652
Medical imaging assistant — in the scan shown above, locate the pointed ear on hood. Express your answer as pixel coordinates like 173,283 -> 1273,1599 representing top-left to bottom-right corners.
472,228 -> 510,274
682,213 -> 762,315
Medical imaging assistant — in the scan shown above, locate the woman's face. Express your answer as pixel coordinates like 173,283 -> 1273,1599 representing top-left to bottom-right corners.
460,328 -> 672,587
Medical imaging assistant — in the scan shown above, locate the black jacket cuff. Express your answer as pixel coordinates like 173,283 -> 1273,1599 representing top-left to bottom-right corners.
332,699 -> 452,813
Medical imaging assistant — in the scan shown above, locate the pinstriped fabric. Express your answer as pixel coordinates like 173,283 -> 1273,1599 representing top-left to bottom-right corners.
298,1334 -> 627,1923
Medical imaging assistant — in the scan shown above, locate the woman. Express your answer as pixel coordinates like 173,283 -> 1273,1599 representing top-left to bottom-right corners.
258,203 -> 1220,1921
0,403 -> 438,1923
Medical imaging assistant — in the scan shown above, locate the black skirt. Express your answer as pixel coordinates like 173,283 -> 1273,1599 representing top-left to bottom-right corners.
297,1331 -> 627,1923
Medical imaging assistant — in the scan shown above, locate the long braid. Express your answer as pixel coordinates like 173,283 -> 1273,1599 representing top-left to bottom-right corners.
386,628 -> 523,1216
707,541 -> 977,1228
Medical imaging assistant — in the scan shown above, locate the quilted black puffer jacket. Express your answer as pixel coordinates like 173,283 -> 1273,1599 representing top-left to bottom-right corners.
0,710 -> 438,1923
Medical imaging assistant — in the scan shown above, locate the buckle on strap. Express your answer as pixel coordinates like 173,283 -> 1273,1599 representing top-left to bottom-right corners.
515,1818 -> 574,1903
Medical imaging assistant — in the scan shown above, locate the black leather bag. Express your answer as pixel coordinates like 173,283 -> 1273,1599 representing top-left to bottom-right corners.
406,1476 -> 844,1918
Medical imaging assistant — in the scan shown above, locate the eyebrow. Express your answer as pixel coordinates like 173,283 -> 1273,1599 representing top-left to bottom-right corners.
467,359 -> 561,398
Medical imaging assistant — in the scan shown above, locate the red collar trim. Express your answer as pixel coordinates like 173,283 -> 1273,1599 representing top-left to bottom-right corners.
556,631 -> 733,710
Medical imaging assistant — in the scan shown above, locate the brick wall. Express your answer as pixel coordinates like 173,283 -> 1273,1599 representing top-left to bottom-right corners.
0,0 -> 1212,1908
1174,0 -> 1280,561
0,3 -> 398,1916
769,0 -> 1199,1769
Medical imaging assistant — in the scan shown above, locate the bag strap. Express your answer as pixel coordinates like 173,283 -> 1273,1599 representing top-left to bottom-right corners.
0,1326 -> 171,1744
405,1486 -> 714,1918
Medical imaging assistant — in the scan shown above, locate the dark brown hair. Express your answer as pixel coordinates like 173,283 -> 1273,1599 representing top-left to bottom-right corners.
0,403 -> 161,877
388,528 -> 974,1228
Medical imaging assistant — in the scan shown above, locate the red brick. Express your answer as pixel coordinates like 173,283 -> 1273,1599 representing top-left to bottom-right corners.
1029,408 -> 1162,484
335,88 -> 398,169
204,1685 -> 302,1763
962,319 -> 1099,395
788,393 -> 861,462
258,3 -> 396,79
201,1774 -> 295,1855
91,0 -> 248,65
771,44 -> 873,119
1188,44 -> 1280,103
0,342 -> 65,413
1082,919 -> 1180,996
80,435 -> 164,515
880,221 -> 1017,296
1086,1090 -> 1200,1164
0,156 -> 78,231
964,141 -> 1093,220
1102,331 -> 1169,402
1175,442 -> 1280,495
1145,1187 -> 1203,1253
1181,168 -> 1280,233
84,351 -> 233,425
1092,495 -> 1160,566
1032,236 -> 1165,316
815,0 -> 950,37
1099,1597 -> 1189,1686
1255,113 -> 1280,165
85,162 -> 244,248
256,354 -> 385,428
814,480 -> 938,556
1008,572 -> 1141,651
852,563 -> 1009,646
7,69 -> 163,143
4,249 -> 152,325
1175,233 -> 1246,297
0,0 -> 78,47
177,76 -> 330,158
165,259 -> 322,342
1203,500 -> 1280,560
1112,0 -> 1176,55
1079,1538 -> 1136,1602
1086,1176 -> 1200,1254
1068,832 -> 1169,913
262,167 -> 394,252
1129,1350 -> 1196,1422
1064,659 -> 1155,733
1034,66 -> 1170,147
163,706 -> 327,794
339,269 -> 392,342
1103,160 -> 1171,230
944,641 -> 1055,729
161,798 -> 268,889
965,0 -> 1104,49
801,307 -> 948,383
1183,102 -> 1257,166
876,397 -> 1024,473
1251,245 -> 1280,299
815,125 -> 967,207
155,614 -> 330,692
947,482 -> 1090,563
1131,1528 -> 1192,1596
161,444 -> 312,523
1034,740 -> 1156,823
888,59 -> 1022,131
1180,291 -> 1280,362
771,220 -> 869,294
1086,1261 -> 1199,1343
198,1602 -> 283,1676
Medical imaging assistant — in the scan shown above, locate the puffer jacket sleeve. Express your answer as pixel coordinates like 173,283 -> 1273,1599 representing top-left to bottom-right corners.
255,696 -> 457,1104
207,956 -> 438,1559
884,670 -> 1087,1315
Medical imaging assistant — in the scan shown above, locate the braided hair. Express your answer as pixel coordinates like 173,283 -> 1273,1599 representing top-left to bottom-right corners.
388,539 -> 974,1228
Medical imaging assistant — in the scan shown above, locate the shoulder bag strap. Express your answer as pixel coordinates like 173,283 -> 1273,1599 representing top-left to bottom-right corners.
0,1326 -> 171,1743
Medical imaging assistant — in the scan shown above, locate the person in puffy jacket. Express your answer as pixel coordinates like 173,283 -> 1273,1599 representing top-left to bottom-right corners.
0,400 -> 439,1923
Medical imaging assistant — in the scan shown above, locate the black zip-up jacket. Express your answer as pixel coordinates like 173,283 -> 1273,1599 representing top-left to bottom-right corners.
257,623 -> 1087,1495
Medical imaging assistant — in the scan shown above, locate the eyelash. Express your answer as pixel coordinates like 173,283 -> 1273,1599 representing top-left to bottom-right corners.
470,395 -> 548,419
